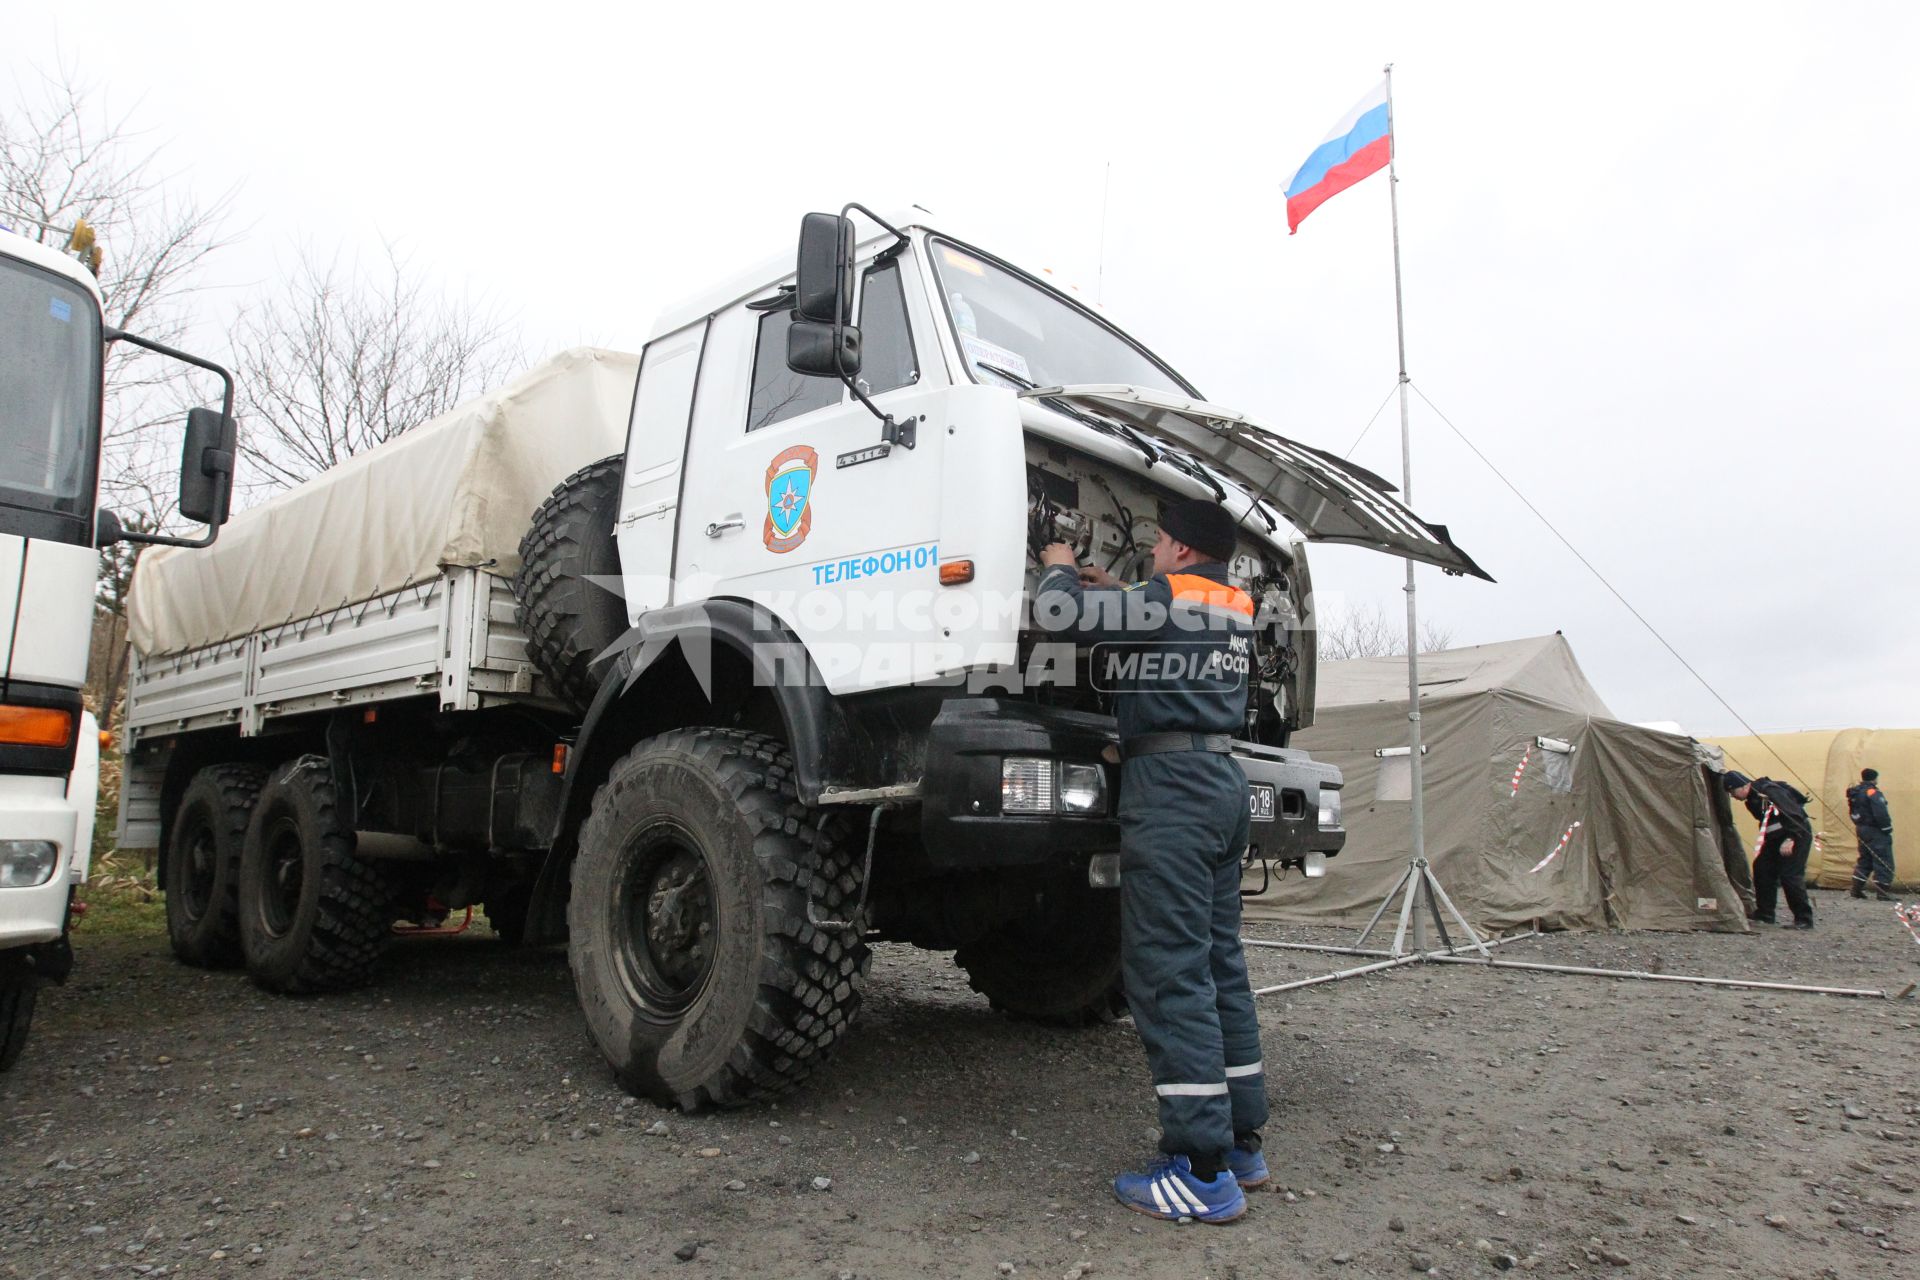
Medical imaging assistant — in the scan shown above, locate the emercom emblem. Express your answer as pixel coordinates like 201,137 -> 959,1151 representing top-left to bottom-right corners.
764,444 -> 819,554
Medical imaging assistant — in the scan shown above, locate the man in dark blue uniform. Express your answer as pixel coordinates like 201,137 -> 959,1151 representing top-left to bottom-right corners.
1034,497 -> 1264,1225
1724,771 -> 1815,929
1847,768 -> 1895,900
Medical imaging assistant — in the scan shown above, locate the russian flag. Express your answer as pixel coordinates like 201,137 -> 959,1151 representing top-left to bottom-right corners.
1285,80 -> 1392,233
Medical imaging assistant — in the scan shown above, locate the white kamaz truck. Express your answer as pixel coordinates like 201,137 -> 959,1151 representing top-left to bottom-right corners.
0,222 -> 236,1068
119,207 -> 1486,1107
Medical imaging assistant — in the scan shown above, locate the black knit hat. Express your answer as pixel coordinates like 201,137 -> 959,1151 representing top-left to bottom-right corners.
1160,499 -> 1238,562
1722,770 -> 1752,793
1862,767 -> 1879,783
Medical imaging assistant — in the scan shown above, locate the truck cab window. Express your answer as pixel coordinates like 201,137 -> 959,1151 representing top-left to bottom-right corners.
746,308 -> 843,432
857,260 -> 918,396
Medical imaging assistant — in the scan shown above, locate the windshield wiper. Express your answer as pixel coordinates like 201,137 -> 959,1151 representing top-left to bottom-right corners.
982,363 -> 1168,469
974,362 -> 1036,390
983,364 -> 1273,533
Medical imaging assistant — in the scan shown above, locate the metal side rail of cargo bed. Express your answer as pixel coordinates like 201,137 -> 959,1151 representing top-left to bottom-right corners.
123,568 -> 562,740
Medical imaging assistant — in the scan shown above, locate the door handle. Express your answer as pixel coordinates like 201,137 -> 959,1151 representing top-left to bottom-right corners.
705,517 -> 745,538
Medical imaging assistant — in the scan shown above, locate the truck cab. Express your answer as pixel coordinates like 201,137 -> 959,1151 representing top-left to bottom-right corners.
0,223 -> 235,1070
591,209 -> 1484,868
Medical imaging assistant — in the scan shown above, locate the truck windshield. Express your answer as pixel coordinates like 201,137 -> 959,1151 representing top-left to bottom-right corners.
928,238 -> 1195,397
0,255 -> 101,534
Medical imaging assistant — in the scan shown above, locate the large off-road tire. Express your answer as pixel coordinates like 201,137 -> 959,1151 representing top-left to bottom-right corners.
568,728 -> 870,1109
0,970 -> 37,1072
238,755 -> 394,994
164,764 -> 267,968
513,455 -> 626,710
954,875 -> 1128,1027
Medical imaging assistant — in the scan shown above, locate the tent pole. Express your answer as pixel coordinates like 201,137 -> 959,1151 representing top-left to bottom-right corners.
1421,860 -> 1493,957
1386,861 -> 1421,957
1243,931 -> 1901,1001
1383,63 -> 1428,902
1353,860 -> 1417,948
1422,953 -> 1896,1000
1242,929 -> 1541,961
1252,952 -> 1425,997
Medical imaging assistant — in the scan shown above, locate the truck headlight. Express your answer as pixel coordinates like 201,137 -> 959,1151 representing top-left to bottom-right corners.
1317,787 -> 1342,830
1002,758 -> 1056,814
1057,763 -> 1107,815
0,840 -> 59,888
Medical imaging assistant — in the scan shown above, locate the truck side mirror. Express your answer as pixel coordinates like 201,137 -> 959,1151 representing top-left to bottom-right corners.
95,508 -> 125,549
794,212 -> 854,325
787,319 -> 861,378
178,406 -> 236,528
787,212 -> 862,381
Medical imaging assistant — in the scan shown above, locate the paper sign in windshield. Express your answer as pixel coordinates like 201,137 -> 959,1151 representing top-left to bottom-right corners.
962,335 -> 1030,385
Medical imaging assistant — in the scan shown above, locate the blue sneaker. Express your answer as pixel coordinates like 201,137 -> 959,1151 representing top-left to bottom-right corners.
1227,1144 -> 1269,1189
1112,1154 -> 1246,1223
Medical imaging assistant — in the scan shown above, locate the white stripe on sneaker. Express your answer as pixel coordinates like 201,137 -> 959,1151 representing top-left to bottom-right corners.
1224,1061 -> 1264,1078
1148,1179 -> 1174,1216
1154,1082 -> 1229,1097
1161,1174 -> 1203,1217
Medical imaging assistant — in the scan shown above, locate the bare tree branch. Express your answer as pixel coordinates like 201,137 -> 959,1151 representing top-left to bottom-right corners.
5,59 -> 234,745
1318,602 -> 1455,660
232,244 -> 522,493
1,64 -> 237,527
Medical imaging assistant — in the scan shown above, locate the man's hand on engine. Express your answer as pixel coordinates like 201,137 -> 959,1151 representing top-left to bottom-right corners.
1041,542 -> 1079,570
1078,563 -> 1120,588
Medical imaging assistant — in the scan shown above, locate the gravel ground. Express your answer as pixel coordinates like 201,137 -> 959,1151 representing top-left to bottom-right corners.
3,887 -> 1916,1279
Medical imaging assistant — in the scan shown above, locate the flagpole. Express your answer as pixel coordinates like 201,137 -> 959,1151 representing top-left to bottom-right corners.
1384,63 -> 1428,889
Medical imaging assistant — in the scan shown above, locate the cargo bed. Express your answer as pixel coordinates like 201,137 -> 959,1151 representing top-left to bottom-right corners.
118,568 -> 560,848
125,567 -> 558,739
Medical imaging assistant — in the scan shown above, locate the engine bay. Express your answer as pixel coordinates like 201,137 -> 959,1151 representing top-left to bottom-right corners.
1019,441 -> 1305,746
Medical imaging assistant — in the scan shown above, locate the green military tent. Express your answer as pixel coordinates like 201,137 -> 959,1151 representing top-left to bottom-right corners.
1244,635 -> 1752,933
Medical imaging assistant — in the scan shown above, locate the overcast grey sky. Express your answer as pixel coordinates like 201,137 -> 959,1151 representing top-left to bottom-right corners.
8,1 -> 1914,735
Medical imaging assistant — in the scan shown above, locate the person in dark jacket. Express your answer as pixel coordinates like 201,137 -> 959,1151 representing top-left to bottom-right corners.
1033,497 -> 1262,1224
1724,771 -> 1815,929
1846,767 -> 1896,900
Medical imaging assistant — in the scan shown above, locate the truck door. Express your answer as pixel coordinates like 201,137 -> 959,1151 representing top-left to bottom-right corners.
616,321 -> 707,616
675,253 -> 956,693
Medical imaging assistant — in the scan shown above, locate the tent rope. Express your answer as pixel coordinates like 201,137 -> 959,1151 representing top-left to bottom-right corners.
1344,382 -> 1401,459
1406,381 -> 1840,828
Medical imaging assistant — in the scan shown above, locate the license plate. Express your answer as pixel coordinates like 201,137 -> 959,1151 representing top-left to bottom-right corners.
1248,783 -> 1276,821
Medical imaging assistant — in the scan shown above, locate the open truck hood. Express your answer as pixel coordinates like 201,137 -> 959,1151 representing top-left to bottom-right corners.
1020,384 -> 1491,581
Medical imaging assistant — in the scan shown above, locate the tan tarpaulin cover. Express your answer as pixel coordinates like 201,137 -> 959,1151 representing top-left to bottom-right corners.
129,348 -> 640,656
1706,729 -> 1917,888
1244,635 -> 1752,933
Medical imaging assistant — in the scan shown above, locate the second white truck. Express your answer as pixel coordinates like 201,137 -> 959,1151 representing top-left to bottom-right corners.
119,206 -> 1486,1107
1,221 -> 236,1070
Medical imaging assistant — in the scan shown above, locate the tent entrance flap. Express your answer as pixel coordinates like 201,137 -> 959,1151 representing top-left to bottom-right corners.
1019,383 -> 1491,581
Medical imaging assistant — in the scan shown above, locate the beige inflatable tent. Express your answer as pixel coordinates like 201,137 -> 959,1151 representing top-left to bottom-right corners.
1244,635 -> 1752,933
1705,729 -> 1916,889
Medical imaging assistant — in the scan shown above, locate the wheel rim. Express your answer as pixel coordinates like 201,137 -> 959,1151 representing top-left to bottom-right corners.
259,816 -> 306,940
613,820 -> 718,1015
178,820 -> 218,921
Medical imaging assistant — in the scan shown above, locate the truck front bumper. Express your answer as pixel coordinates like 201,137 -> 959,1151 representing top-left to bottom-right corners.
0,781 -> 84,949
0,721 -> 98,953
918,698 -> 1345,871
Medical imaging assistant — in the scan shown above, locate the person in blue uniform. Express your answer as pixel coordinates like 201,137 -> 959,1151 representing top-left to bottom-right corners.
1724,771 -> 1815,929
1846,768 -> 1895,900
1034,497 -> 1265,1225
